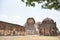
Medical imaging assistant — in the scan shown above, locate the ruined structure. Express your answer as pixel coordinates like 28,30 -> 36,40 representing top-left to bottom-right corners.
37,18 -> 58,36
0,21 -> 25,36
25,17 -> 39,35
0,17 -> 58,36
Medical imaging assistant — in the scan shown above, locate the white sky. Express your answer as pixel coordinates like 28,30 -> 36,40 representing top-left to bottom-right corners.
0,0 -> 60,31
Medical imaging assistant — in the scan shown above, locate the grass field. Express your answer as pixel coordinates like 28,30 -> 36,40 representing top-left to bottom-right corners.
0,35 -> 60,40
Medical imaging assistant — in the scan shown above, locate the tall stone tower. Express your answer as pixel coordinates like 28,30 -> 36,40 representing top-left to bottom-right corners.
25,17 -> 39,35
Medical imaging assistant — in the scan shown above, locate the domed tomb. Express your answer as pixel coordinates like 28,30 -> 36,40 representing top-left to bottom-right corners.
38,17 -> 58,36
25,17 -> 38,35
42,18 -> 54,23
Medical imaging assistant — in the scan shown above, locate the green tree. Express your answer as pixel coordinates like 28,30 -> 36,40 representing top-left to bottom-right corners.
21,0 -> 60,10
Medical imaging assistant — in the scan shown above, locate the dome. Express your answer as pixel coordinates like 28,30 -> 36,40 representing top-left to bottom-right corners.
42,18 -> 54,23
27,17 -> 35,24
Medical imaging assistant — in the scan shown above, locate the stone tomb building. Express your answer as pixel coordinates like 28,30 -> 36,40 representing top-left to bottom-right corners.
25,18 -> 39,35
37,18 -> 58,36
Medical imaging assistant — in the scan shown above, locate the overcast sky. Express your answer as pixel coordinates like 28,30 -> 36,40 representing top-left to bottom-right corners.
0,0 -> 60,31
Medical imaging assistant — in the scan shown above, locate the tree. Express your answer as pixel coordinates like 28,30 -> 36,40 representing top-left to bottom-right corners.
21,0 -> 60,10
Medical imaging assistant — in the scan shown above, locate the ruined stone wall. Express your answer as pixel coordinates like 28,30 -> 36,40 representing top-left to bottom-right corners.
0,21 -> 25,36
